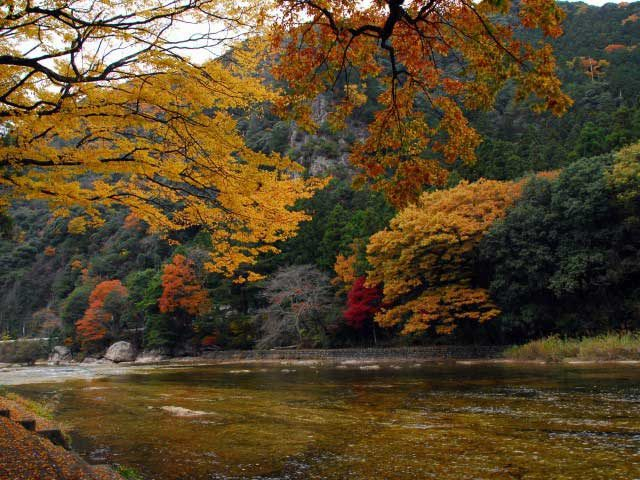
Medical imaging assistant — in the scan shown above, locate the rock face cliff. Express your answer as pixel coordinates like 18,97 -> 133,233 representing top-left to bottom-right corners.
286,94 -> 367,177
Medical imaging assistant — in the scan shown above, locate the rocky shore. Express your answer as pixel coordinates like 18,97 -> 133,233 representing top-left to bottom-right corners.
0,395 -> 124,480
45,343 -> 505,367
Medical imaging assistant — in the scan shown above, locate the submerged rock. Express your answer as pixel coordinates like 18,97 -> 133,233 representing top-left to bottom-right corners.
104,341 -> 136,363
48,345 -> 71,364
359,365 -> 381,370
135,349 -> 168,364
81,356 -> 108,364
160,406 -> 210,417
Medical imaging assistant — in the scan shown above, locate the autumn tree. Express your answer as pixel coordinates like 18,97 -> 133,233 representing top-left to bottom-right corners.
257,265 -> 337,348
0,0 -> 323,279
271,0 -> 572,205
332,253 -> 358,293
366,179 -> 522,335
344,277 -> 382,331
608,142 -> 640,204
574,57 -> 609,81
159,254 -> 211,337
76,280 -> 129,345
604,44 -> 628,53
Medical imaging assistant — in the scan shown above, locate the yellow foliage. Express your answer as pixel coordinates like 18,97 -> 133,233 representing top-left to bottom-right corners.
70,259 -> 84,270
67,217 -> 88,235
332,253 -> 357,292
367,179 -> 522,335
608,142 -> 640,203
0,0 -> 324,279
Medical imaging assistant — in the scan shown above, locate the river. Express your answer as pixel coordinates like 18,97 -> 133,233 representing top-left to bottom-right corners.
1,361 -> 639,479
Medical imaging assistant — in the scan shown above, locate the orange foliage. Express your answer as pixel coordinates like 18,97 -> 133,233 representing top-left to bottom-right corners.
44,246 -> 56,257
535,170 -> 561,181
159,255 -> 211,316
604,44 -> 628,53
80,268 -> 91,283
622,13 -> 638,24
367,179 -> 522,335
578,57 -> 608,79
76,280 -> 128,343
201,335 -> 218,347
123,213 -> 145,231
271,0 -> 571,206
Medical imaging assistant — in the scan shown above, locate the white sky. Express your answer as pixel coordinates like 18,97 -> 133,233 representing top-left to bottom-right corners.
566,0 -> 630,5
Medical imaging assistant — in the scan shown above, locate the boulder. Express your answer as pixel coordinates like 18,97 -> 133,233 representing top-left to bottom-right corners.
49,345 -> 71,364
104,341 -> 136,363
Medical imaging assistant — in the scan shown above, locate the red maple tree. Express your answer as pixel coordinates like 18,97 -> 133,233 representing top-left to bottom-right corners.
344,277 -> 382,330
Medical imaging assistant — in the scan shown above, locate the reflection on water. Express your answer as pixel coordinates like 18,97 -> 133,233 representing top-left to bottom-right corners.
3,363 -> 640,479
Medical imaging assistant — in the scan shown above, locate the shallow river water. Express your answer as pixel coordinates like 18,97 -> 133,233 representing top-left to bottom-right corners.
2,361 -> 640,479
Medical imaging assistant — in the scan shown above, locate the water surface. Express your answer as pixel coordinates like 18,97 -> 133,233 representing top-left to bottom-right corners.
2,362 -> 640,479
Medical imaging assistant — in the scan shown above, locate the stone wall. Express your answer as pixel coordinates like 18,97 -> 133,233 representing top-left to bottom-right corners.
201,346 -> 505,362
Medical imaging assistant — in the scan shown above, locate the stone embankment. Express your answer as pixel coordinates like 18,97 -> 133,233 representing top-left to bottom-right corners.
45,343 -> 505,366
67,344 -> 506,365
198,346 -> 505,362
0,396 -> 123,479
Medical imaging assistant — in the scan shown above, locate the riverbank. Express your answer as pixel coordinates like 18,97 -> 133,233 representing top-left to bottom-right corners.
0,347 -> 503,385
504,333 -> 640,362
0,342 -> 640,372
5,342 -> 640,381
3,344 -> 505,369
0,394 -> 124,479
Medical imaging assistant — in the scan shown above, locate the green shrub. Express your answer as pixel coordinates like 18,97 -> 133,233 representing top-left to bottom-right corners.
0,339 -> 49,364
505,333 -> 640,361
577,333 -> 640,360
114,465 -> 144,480
5,392 -> 54,420
504,336 -> 579,362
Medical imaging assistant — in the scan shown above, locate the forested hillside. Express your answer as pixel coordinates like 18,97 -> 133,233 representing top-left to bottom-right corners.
1,1 -> 639,355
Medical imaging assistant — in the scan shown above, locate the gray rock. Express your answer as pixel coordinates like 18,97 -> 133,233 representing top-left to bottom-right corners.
104,341 -> 136,363
49,345 -> 71,364
311,94 -> 329,124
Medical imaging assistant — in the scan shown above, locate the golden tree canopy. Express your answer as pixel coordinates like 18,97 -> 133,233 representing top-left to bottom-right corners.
366,178 -> 522,335
0,0 -> 323,279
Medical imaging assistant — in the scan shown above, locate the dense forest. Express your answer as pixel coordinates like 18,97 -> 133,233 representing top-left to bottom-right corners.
1,1 -> 639,356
